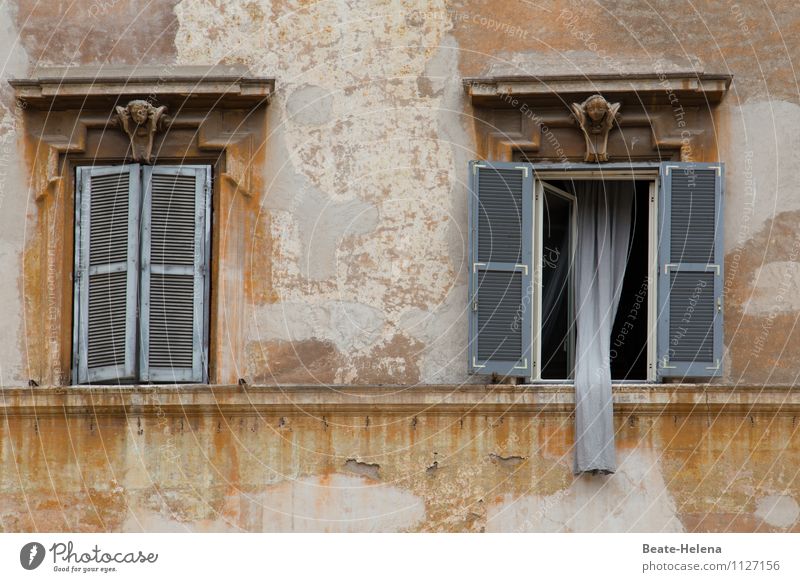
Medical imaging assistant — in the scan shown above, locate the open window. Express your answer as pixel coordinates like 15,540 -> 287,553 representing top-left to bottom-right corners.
468,161 -> 724,383
72,164 -> 211,384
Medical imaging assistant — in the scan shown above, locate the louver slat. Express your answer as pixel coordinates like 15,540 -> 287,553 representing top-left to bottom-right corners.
86,272 -> 128,368
658,164 -> 724,378
476,271 -> 523,360
477,169 -> 523,263
468,162 -> 532,377
149,273 -> 195,368
669,170 -> 717,263
667,271 -> 715,361
150,175 -> 197,266
140,166 -> 210,383
75,165 -> 140,383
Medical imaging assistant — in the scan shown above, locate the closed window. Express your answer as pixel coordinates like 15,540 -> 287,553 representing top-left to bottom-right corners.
72,164 -> 211,384
467,161 -> 724,382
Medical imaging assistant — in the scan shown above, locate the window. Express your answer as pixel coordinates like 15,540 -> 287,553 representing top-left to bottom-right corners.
533,176 -> 654,381
468,161 -> 724,382
72,164 -> 211,384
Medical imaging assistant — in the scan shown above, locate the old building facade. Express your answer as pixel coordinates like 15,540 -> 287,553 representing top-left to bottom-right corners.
1,0 -> 799,532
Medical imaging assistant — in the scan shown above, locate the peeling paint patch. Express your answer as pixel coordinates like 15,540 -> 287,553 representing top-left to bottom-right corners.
15,0 -> 180,65
724,209 -> 800,381
744,261 -> 800,315
489,453 -> 526,468
286,84 -> 334,126
257,474 -> 425,532
344,333 -> 423,384
344,458 -> 381,481
247,338 -> 340,384
266,176 -> 380,282
329,302 -> 386,352
722,101 -> 800,242
755,494 -> 800,529
248,301 -> 385,353
485,450 -> 685,532
397,285 -> 471,383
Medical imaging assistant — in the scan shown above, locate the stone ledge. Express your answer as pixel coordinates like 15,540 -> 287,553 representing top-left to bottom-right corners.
0,384 -> 797,417
464,72 -> 732,106
10,65 -> 275,109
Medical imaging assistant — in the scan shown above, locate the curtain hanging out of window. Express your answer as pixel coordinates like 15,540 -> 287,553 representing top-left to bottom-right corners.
573,180 -> 634,474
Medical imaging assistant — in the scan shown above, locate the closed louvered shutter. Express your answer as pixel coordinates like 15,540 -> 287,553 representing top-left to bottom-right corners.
74,165 -> 141,383
657,162 -> 724,378
140,166 -> 210,383
468,162 -> 533,377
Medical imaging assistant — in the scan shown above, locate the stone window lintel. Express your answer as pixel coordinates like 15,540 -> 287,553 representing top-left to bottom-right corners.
463,72 -> 733,163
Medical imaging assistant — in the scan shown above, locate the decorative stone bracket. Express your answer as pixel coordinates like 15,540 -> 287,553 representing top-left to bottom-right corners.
112,100 -> 170,162
570,94 -> 621,162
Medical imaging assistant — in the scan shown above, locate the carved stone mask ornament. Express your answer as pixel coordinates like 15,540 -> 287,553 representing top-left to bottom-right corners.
113,99 -> 170,163
570,94 -> 621,162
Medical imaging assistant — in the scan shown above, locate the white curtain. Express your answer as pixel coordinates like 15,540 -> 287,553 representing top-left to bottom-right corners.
573,181 -> 634,475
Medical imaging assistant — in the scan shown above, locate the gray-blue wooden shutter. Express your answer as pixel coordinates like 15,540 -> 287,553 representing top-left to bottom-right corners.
468,161 -> 533,377
657,162 -> 724,378
140,166 -> 210,383
74,165 -> 141,383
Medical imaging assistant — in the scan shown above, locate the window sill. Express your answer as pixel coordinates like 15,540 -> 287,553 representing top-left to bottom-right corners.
0,384 -> 796,417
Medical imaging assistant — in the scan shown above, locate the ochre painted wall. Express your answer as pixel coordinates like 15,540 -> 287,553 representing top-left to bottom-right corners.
0,1 -> 798,532
2,386 -> 799,532
0,0 -> 797,385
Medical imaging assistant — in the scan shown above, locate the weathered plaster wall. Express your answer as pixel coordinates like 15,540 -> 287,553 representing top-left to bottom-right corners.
0,1 -> 28,387
173,0 -> 473,384
2,387 -> 799,532
0,0 -> 798,533
167,0 -> 798,385
0,0 -> 794,384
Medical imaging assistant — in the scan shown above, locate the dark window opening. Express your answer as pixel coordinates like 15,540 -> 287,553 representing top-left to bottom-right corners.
539,179 -> 650,381
609,181 -> 649,381
540,188 -> 573,380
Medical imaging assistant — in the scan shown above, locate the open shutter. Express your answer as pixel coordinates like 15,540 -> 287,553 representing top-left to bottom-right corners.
74,165 -> 140,383
140,166 -> 210,383
468,161 -> 533,377
657,162 -> 724,378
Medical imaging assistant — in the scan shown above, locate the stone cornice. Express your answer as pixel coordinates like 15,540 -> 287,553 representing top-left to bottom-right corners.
464,72 -> 732,106
10,65 -> 275,110
0,384 -> 796,418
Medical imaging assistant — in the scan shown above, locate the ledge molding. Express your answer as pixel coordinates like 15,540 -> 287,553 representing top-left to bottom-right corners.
464,72 -> 732,106
10,65 -> 275,109
1,384 -> 796,418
